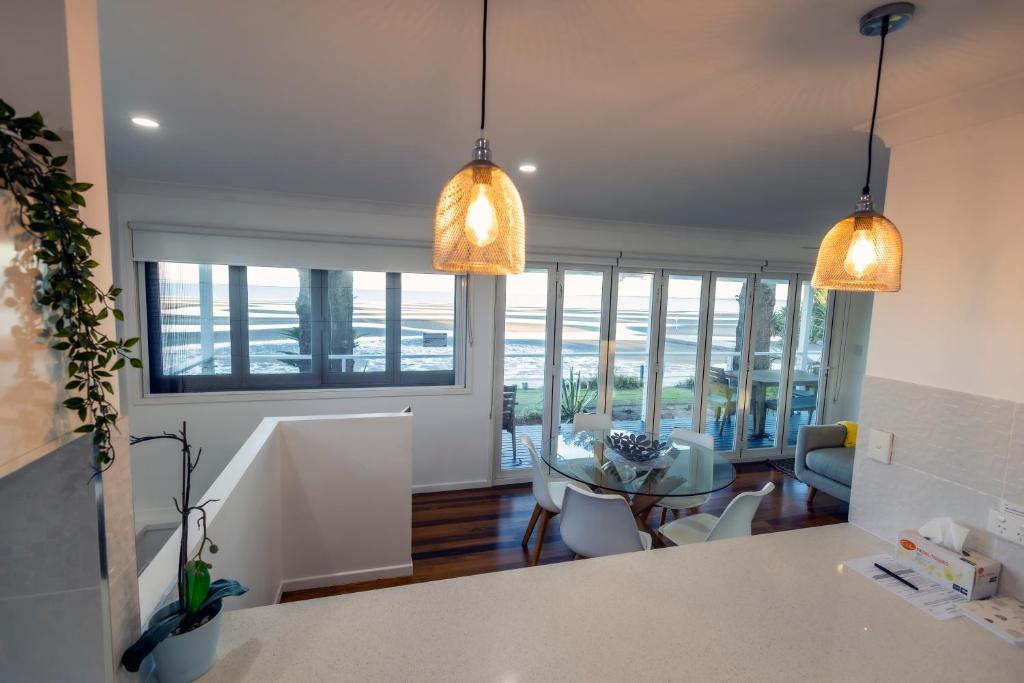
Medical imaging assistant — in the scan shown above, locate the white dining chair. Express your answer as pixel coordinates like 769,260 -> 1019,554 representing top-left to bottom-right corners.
520,434 -> 572,565
571,411 -> 612,432
657,428 -> 715,525
659,482 -> 775,547
560,484 -> 651,558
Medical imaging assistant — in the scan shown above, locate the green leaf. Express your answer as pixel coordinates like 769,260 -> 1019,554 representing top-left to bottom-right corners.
74,424 -> 95,433
111,358 -> 125,371
120,611 -> 185,672
199,578 -> 248,612
184,560 -> 211,614
124,337 -> 140,348
112,309 -> 124,321
129,357 -> 143,369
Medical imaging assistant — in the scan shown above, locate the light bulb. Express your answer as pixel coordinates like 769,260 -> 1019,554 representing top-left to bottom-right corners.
843,228 -> 879,278
465,184 -> 497,247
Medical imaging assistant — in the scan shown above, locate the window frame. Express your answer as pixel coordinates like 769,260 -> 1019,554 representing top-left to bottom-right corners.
144,262 -> 464,394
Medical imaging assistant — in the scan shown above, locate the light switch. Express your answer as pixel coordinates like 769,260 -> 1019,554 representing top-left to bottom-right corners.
867,428 -> 893,464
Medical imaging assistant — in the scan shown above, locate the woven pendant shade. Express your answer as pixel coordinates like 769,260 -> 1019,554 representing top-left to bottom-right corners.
433,159 -> 525,275
812,203 -> 902,292
813,5 -> 913,293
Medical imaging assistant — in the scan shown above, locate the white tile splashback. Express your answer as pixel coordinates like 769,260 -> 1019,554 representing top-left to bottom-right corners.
850,375 -> 1024,599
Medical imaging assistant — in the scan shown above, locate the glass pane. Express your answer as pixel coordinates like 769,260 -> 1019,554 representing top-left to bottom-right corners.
500,269 -> 549,470
401,273 -> 455,373
785,281 -> 827,446
247,266 -> 311,374
558,270 -> 604,436
744,278 -> 790,449
609,272 -> 654,432
156,263 -> 231,375
327,271 -> 387,374
703,276 -> 748,451
659,275 -> 703,438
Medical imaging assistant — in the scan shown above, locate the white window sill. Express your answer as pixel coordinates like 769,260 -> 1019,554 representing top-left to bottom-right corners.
134,383 -> 472,406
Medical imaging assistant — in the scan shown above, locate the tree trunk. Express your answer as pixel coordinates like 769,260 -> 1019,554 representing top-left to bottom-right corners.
295,270 -> 312,357
327,271 -> 356,371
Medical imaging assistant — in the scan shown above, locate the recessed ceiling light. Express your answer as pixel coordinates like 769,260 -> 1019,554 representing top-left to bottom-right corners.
131,116 -> 160,128
518,163 -> 537,174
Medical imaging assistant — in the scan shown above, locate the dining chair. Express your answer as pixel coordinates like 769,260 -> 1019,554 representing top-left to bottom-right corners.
659,482 -> 775,547
520,434 -> 571,566
572,411 -> 612,432
705,367 -> 737,435
657,428 -> 715,525
501,385 -> 519,464
560,484 -> 651,559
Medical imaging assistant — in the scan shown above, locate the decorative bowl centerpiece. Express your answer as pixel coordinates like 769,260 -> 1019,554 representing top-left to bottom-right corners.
604,432 -> 668,463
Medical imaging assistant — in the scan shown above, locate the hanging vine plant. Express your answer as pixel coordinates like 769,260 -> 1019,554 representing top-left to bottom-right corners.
0,99 -> 139,471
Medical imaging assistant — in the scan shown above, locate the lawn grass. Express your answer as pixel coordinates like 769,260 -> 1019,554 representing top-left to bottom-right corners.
511,385 -> 695,420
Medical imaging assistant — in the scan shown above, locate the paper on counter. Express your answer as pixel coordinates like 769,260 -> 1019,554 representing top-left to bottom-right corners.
843,554 -> 966,620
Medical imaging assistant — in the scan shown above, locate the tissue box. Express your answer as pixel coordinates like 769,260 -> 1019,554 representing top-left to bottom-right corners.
895,531 -> 1000,600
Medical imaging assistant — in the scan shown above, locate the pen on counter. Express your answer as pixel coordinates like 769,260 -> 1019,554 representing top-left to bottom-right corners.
874,562 -> 918,590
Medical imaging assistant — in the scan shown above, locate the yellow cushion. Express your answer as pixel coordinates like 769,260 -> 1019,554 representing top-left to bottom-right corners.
836,421 -> 857,448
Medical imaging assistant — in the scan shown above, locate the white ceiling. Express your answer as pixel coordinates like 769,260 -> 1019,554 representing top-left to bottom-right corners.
98,0 -> 1024,235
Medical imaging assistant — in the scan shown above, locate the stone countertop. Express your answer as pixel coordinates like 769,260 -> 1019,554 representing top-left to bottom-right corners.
201,524 -> 1023,682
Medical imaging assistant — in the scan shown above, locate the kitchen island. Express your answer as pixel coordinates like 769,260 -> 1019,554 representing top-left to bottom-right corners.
200,524 -> 1023,681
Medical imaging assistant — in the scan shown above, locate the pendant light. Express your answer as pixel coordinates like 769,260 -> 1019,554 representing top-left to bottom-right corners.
812,3 -> 914,292
433,0 -> 525,275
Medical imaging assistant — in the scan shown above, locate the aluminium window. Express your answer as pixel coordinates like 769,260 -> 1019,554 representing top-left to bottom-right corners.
144,262 -> 462,393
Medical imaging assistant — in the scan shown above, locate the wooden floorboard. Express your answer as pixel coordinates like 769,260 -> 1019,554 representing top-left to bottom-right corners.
281,462 -> 848,603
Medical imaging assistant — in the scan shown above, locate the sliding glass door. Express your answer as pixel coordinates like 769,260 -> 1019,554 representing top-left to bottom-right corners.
496,267 -> 553,471
608,271 -> 657,432
742,276 -> 795,451
783,278 -> 831,447
495,264 -> 611,474
495,263 -> 834,475
555,269 -> 610,436
700,275 -> 751,451
656,274 -> 706,438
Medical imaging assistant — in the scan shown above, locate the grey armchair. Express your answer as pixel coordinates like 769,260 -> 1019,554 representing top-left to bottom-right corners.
795,425 -> 853,504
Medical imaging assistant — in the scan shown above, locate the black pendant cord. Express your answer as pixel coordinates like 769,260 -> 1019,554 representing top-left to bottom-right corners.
480,0 -> 488,133
862,15 -> 889,196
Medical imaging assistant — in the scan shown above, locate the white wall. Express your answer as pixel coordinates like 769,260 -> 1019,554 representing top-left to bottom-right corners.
110,180 -> 827,522
0,0 -> 119,476
851,111 -> 1024,599
865,113 -> 1024,403
138,412 -> 413,620
0,2 -> 139,681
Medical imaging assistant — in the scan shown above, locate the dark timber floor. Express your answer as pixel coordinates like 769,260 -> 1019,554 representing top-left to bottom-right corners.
281,462 -> 848,603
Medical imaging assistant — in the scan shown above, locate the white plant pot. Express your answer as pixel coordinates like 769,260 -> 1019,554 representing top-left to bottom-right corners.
150,602 -> 223,683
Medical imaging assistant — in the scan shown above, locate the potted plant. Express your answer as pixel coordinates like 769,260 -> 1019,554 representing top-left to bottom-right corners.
121,423 -> 247,682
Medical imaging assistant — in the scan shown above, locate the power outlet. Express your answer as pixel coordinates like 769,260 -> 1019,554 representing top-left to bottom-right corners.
988,501 -> 1024,546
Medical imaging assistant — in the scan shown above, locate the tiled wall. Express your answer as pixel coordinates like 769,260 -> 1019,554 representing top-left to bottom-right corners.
0,435 -> 108,682
850,375 -> 1024,600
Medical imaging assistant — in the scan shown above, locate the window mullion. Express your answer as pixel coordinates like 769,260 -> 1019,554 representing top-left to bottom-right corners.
387,272 -> 401,385
230,265 -> 249,388
312,269 -> 326,386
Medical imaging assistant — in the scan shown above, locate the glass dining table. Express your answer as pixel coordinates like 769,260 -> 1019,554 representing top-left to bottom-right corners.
541,428 -> 737,540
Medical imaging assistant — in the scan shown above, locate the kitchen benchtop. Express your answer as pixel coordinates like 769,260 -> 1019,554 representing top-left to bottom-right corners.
200,524 -> 1023,682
